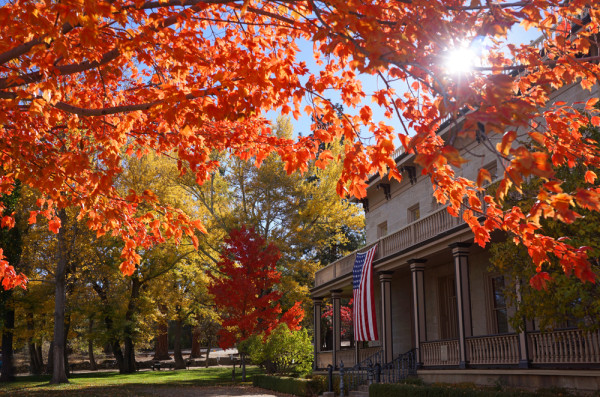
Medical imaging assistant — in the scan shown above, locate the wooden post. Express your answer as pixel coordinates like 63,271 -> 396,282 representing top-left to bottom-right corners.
313,297 -> 323,370
515,279 -> 530,368
409,259 -> 427,367
379,271 -> 394,364
450,242 -> 472,369
331,290 -> 343,369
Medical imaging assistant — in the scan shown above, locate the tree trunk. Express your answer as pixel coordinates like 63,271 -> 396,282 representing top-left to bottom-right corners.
36,344 -> 44,370
205,335 -> 212,368
153,323 -> 170,360
0,303 -> 15,382
88,318 -> 97,371
123,336 -> 136,373
28,342 -> 41,375
27,311 -> 42,375
190,327 -> 201,358
173,319 -> 185,369
51,208 -> 69,384
46,341 -> 54,374
111,340 -> 125,373
122,276 -> 141,373
64,312 -> 71,377
241,352 -> 246,382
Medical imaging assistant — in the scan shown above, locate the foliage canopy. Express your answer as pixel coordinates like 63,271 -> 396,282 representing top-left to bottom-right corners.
1,1 -> 600,288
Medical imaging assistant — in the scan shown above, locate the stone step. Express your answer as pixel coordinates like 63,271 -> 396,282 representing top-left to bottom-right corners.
357,384 -> 370,392
348,391 -> 368,397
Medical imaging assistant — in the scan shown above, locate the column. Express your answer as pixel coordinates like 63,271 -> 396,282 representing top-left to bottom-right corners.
409,259 -> 427,367
379,271 -> 394,363
515,279 -> 530,369
450,242 -> 472,369
331,289 -> 342,369
313,297 -> 323,370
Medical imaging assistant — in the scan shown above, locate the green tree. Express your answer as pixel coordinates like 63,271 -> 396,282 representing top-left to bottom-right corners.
490,122 -> 600,331
0,181 -> 23,381
179,117 -> 364,312
246,323 -> 313,376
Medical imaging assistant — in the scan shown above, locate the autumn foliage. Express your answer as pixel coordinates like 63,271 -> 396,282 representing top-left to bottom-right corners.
322,299 -> 353,338
208,226 -> 303,349
1,1 -> 600,289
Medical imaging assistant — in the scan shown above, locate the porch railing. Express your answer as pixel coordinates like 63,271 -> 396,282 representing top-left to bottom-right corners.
315,204 -> 467,288
337,349 -> 355,367
421,339 -> 460,366
466,334 -> 519,365
316,351 -> 333,369
359,346 -> 384,364
315,346 -> 382,369
528,328 -> 600,364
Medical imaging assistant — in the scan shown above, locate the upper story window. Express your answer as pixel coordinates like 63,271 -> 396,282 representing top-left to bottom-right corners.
408,203 -> 420,223
377,221 -> 388,239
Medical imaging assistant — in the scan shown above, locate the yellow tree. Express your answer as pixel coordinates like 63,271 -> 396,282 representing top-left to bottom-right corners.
178,117 -> 364,309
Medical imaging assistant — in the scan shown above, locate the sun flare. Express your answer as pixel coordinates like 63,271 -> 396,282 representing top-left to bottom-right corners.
445,46 -> 478,74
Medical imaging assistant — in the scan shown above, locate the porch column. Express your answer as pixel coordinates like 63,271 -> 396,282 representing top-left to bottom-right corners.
379,271 -> 394,363
331,289 -> 342,369
450,242 -> 472,369
515,280 -> 530,369
409,259 -> 427,367
313,297 -> 323,370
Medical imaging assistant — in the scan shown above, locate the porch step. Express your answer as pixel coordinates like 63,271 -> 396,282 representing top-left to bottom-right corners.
349,384 -> 369,397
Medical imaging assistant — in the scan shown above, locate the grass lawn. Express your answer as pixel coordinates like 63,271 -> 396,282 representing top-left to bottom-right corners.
0,366 -> 264,396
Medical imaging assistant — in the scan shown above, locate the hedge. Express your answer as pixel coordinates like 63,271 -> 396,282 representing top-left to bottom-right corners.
252,374 -> 326,397
370,383 -> 580,397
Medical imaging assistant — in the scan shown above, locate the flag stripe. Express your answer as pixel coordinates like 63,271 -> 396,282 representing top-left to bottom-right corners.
352,244 -> 378,341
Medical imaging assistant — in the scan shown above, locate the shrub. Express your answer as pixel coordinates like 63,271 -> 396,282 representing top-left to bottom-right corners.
369,383 -> 572,397
246,323 -> 313,376
253,374 -> 325,397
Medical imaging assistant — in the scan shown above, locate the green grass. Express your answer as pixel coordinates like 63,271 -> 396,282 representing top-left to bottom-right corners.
0,366 -> 264,396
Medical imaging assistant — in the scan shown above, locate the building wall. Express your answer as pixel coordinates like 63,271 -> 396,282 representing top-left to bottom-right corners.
391,272 -> 414,355
469,250 -> 491,337
365,172 -> 432,245
424,260 -> 453,341
364,137 -> 501,246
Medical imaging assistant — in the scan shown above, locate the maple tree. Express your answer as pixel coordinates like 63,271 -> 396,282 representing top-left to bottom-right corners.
208,226 -> 304,380
489,122 -> 600,330
1,1 -> 600,292
178,117 -> 364,312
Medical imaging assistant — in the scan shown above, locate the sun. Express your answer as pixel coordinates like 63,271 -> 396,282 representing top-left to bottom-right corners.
445,45 -> 478,74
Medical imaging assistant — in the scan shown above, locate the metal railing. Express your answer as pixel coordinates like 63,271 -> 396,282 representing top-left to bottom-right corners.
341,349 -> 417,393
379,349 -> 418,383
343,348 -> 385,392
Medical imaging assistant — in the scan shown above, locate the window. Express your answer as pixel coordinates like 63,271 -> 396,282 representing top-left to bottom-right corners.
438,275 -> 458,339
377,221 -> 388,239
487,275 -> 509,334
408,204 -> 420,223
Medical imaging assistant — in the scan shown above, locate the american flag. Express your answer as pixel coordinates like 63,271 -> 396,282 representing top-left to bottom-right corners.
352,244 -> 378,341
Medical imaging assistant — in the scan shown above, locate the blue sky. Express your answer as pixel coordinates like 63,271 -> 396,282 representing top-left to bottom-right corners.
268,25 -> 542,143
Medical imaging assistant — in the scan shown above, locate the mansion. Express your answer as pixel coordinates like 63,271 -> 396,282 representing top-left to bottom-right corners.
310,81 -> 600,392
